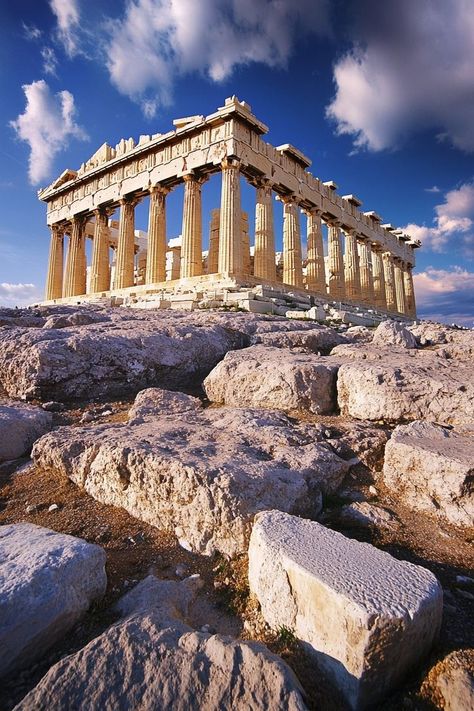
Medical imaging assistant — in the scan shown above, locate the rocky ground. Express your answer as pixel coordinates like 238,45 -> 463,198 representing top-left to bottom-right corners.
0,304 -> 473,710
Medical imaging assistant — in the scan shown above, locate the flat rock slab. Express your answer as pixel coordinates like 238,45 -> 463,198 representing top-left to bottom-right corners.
249,511 -> 443,710
252,326 -> 347,354
0,402 -> 52,462
332,344 -> 474,425
204,345 -> 342,414
32,389 -> 350,557
383,421 -> 474,527
16,575 -> 307,711
0,523 -> 106,678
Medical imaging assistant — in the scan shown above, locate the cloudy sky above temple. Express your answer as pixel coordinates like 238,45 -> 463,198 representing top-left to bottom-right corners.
1,0 -> 473,324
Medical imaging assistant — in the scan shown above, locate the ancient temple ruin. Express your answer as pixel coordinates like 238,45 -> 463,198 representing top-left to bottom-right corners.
39,97 -> 419,318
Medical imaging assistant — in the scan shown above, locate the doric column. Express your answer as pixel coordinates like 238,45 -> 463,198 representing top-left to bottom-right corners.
358,238 -> 374,305
403,265 -> 417,318
63,215 -> 86,297
254,180 -> 276,281
242,211 -> 251,274
327,221 -> 345,299
305,209 -> 326,294
282,196 -> 303,288
218,158 -> 242,275
343,229 -> 362,300
181,174 -> 204,278
208,208 -> 220,274
383,252 -> 397,312
145,184 -> 168,284
115,197 -> 137,289
372,246 -> 387,310
89,208 -> 111,293
45,224 -> 64,300
394,258 -> 407,315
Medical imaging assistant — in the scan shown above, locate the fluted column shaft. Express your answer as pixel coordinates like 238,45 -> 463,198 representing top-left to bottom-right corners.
282,198 -> 303,288
242,212 -> 250,274
90,209 -> 110,293
146,185 -> 168,284
45,224 -> 64,300
218,159 -> 242,275
383,252 -> 397,312
208,208 -> 220,274
372,248 -> 387,310
254,182 -> 276,281
394,259 -> 407,315
63,216 -> 86,297
358,239 -> 374,305
181,175 -> 203,278
344,230 -> 362,300
404,265 -> 416,318
305,210 -> 326,293
115,198 -> 136,289
327,222 -> 345,299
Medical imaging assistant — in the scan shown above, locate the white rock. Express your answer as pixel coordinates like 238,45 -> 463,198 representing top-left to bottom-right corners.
372,320 -> 417,348
128,387 -> 202,423
204,345 -> 341,414
16,575 -> 308,711
248,511 -> 443,710
33,390 -> 349,557
0,523 -> 106,677
430,649 -> 474,711
253,326 -> 346,354
0,402 -> 52,462
339,501 -> 398,529
383,421 -> 474,527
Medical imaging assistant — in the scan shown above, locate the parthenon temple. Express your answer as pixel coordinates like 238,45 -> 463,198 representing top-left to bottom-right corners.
39,97 -> 419,319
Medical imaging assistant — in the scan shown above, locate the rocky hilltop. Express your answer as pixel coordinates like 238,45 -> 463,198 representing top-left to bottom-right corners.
0,304 -> 472,710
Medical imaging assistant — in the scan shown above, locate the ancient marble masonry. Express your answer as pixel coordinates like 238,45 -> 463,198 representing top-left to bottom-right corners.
39,97 -> 419,317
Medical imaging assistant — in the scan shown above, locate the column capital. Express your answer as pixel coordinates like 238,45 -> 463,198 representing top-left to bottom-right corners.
71,213 -> 86,226
325,217 -> 342,228
278,193 -> 299,206
149,182 -> 170,196
221,157 -> 240,171
183,172 -> 208,186
93,205 -> 115,218
50,223 -> 63,237
119,195 -> 141,208
303,206 -> 323,217
250,176 -> 273,190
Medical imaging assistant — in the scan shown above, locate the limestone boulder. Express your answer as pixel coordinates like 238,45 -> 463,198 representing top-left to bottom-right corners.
332,344 -> 474,425
249,510 -> 443,710
0,523 -> 106,678
16,575 -> 307,711
128,387 -> 203,423
0,402 -> 52,462
372,320 -> 417,348
0,310 -> 248,401
383,421 -> 474,527
252,325 -> 347,354
428,649 -> 474,711
42,311 -> 111,329
204,345 -> 341,414
408,321 -> 474,360
32,389 -> 350,557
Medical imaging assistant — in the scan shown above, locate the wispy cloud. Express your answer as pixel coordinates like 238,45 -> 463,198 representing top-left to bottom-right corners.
22,22 -> 42,41
425,186 -> 441,194
414,266 -> 474,327
10,80 -> 87,185
49,0 -> 81,57
326,0 -> 474,153
0,283 -> 43,308
41,46 -> 58,76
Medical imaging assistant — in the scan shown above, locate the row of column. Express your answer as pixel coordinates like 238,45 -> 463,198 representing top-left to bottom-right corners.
45,159 -> 416,317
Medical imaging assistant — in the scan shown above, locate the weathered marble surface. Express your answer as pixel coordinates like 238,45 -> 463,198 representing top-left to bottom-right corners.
0,402 -> 52,462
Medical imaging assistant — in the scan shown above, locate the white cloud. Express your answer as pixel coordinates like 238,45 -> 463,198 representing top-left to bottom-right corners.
105,0 -> 330,117
41,46 -> 58,76
49,0 -> 81,57
425,186 -> 441,194
326,0 -> 474,153
10,80 -> 87,185
0,283 -> 43,308
414,266 -> 474,327
403,181 -> 474,257
23,23 -> 42,41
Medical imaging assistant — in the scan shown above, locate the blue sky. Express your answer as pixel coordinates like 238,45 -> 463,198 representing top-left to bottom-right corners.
1,0 -> 473,324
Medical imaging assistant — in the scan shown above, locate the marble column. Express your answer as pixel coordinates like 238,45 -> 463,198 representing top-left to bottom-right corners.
89,208 -> 111,293
63,215 -> 86,297
372,247 -> 387,310
327,221 -> 345,299
146,184 -> 168,284
394,258 -> 407,315
45,224 -> 64,300
404,265 -> 416,318
115,197 -> 137,289
282,197 -> 303,288
254,180 -> 276,281
242,211 -> 251,274
358,238 -> 374,305
344,229 -> 362,300
305,209 -> 326,294
218,158 -> 242,275
383,252 -> 397,312
207,208 -> 220,274
181,174 -> 204,278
